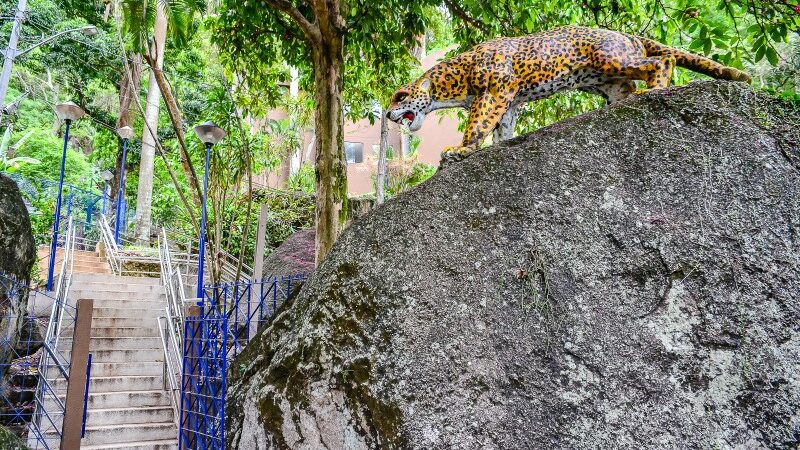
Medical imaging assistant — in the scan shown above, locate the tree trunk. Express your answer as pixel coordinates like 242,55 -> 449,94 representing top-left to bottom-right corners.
278,156 -> 291,189
311,35 -> 347,264
376,109 -> 389,204
134,4 -> 167,244
145,55 -> 202,207
111,53 -> 141,204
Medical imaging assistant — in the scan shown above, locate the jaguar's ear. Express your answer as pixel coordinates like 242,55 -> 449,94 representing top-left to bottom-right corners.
418,78 -> 431,92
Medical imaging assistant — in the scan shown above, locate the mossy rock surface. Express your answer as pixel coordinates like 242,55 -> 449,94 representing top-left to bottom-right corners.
0,173 -> 35,379
226,82 -> 800,449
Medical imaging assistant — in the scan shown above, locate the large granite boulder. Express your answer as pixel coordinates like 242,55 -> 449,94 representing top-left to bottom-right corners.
226,81 -> 800,449
0,173 -> 36,375
262,228 -> 316,277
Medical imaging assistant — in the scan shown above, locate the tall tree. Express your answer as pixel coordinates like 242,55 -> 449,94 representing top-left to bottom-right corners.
133,3 -> 167,243
119,0 -> 205,243
214,0 -> 432,263
375,108 -> 389,204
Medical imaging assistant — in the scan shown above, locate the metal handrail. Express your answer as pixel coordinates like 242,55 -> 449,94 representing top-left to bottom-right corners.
161,226 -> 253,283
157,316 -> 181,428
43,216 -> 75,372
99,214 -> 121,275
157,228 -> 189,423
34,216 -> 77,434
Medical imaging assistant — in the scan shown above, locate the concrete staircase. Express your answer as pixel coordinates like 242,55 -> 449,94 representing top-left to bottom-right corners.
38,247 -> 112,275
42,248 -> 178,449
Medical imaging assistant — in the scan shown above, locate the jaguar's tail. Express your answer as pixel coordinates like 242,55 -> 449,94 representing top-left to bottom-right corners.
638,36 -> 751,83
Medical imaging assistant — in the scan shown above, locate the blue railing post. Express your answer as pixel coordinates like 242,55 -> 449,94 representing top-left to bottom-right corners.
102,183 -> 109,215
114,137 -> 130,244
197,142 -> 211,299
81,353 -> 92,438
85,202 -> 93,235
47,118 -> 72,291
66,189 -> 73,218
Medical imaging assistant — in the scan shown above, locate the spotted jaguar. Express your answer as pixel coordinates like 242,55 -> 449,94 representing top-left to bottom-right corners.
387,26 -> 751,166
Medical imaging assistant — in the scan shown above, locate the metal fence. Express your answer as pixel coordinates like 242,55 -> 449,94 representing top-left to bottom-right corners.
179,316 -> 227,450
202,275 -> 307,358
177,275 -> 305,449
0,274 -> 80,449
3,171 -> 104,227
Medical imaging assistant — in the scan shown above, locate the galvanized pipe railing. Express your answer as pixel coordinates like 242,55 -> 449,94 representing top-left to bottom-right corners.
98,214 -> 121,275
157,228 -> 189,424
33,216 -> 77,439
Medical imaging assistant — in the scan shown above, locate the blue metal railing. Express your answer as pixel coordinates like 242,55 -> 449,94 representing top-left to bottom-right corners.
177,275 -> 304,449
0,273 -> 85,449
179,316 -> 227,450
202,275 -> 306,358
3,171 -> 137,244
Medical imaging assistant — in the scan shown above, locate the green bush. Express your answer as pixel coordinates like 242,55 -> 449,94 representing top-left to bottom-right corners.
15,128 -> 92,187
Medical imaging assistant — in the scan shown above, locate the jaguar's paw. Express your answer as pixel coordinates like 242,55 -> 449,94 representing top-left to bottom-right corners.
439,146 -> 472,169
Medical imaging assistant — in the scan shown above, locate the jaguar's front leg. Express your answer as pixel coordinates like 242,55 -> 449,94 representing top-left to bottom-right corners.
440,88 -> 517,168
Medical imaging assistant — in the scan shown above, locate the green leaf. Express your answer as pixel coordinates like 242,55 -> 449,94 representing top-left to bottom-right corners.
754,45 -> 765,62
689,38 -> 704,50
703,38 -> 712,55
765,47 -> 779,66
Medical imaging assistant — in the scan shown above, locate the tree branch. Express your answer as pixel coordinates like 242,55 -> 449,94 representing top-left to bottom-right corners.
443,0 -> 489,33
261,0 -> 321,42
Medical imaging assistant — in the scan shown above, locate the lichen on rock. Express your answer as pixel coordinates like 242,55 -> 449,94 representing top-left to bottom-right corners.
0,173 -> 36,376
225,81 -> 800,449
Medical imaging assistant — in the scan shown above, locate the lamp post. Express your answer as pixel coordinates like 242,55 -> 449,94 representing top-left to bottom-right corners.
114,126 -> 134,244
193,121 -> 226,300
100,169 -> 113,215
0,0 -> 97,111
46,101 -> 84,291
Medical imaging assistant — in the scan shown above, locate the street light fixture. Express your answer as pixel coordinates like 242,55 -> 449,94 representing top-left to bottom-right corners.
46,101 -> 85,291
54,101 -> 85,122
114,126 -> 134,244
80,25 -> 98,36
0,1 -> 99,112
193,121 -> 226,299
100,169 -> 113,215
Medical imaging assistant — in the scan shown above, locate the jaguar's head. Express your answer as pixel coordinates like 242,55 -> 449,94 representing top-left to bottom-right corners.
386,78 -> 432,132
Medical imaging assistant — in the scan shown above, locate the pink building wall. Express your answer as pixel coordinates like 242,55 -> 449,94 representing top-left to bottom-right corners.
256,48 -> 464,195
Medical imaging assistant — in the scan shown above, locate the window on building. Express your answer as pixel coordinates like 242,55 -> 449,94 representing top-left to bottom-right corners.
345,142 -> 364,164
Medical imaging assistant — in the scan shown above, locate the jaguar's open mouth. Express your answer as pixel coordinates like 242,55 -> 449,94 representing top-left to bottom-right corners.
401,112 -> 415,126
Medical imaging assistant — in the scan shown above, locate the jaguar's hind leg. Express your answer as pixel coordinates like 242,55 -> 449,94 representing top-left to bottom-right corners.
620,56 -> 676,89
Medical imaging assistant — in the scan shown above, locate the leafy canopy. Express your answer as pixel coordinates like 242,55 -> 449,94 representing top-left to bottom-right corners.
213,0 -> 438,120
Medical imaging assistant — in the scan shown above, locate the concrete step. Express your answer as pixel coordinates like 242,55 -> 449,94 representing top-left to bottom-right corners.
68,292 -> 167,304
44,390 -> 172,411
44,422 -> 177,447
91,307 -> 162,319
49,361 -> 164,378
90,326 -> 162,338
60,348 -> 165,363
82,439 -> 178,450
73,266 -> 112,274
69,282 -> 165,294
92,362 -> 165,377
65,297 -> 166,311
71,273 -> 164,285
93,317 -> 165,329
61,317 -> 163,332
53,375 -> 163,393
58,336 -> 162,352
84,406 -> 174,427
